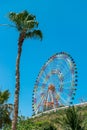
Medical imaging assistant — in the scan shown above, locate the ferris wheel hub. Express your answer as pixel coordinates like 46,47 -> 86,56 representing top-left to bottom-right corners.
48,84 -> 55,91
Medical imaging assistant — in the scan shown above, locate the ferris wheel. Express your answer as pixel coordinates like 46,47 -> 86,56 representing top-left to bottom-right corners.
32,52 -> 78,115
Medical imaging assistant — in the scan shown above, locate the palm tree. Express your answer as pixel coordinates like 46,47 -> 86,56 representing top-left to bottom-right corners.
57,106 -> 87,130
8,10 -> 42,130
0,90 -> 13,128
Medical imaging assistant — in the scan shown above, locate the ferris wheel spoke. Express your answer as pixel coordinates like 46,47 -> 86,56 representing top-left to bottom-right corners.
37,77 -> 44,83
60,90 -> 73,100
56,89 -> 71,101
61,81 -> 75,87
35,94 -> 46,113
36,92 -> 46,101
59,95 -> 69,105
62,87 -> 75,91
64,72 -> 73,80
59,60 -> 70,72
63,65 -> 75,79
54,58 -> 68,70
60,62 -> 74,77
54,81 -> 73,90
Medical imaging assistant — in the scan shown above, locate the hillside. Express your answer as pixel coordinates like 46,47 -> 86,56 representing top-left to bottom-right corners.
30,102 -> 87,130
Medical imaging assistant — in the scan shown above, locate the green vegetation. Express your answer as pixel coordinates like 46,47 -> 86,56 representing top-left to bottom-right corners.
2,104 -> 87,130
56,106 -> 87,130
0,90 -> 13,129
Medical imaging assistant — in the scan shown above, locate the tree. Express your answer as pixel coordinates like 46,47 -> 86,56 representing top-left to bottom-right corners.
0,90 -> 13,128
56,106 -> 87,130
8,10 -> 42,130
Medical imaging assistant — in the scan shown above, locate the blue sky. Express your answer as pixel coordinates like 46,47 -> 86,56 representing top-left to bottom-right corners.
0,0 -> 87,117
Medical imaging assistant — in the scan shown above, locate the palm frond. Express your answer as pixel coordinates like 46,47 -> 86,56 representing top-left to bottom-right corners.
8,10 -> 39,31
57,106 -> 87,130
1,104 -> 13,110
0,90 -> 10,104
26,30 -> 43,40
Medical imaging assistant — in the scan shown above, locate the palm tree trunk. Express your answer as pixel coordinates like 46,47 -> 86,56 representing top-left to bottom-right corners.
12,32 -> 25,130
